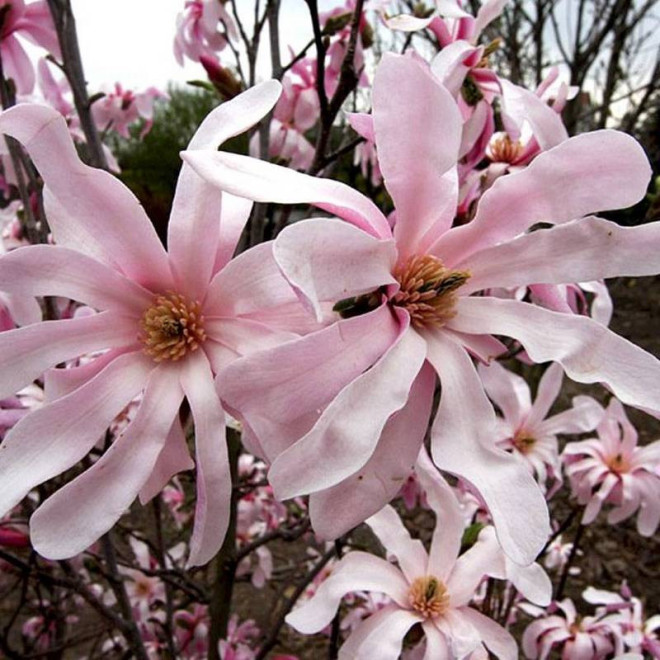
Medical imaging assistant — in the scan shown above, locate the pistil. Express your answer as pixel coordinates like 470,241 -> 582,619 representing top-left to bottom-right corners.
408,576 -> 450,619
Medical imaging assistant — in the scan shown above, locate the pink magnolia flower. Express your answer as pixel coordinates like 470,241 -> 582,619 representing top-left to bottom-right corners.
173,0 -> 237,66
175,604 -> 210,659
562,398 -> 660,535
479,361 -> 603,493
121,536 -> 166,619
0,81 -> 311,566
0,0 -> 60,94
286,451 -> 546,658
184,53 -> 658,565
522,598 -> 623,659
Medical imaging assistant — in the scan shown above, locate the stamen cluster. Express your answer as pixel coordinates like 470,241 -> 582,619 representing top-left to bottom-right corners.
140,292 -> 206,362
488,134 -> 524,163
392,254 -> 469,330
408,576 -> 450,619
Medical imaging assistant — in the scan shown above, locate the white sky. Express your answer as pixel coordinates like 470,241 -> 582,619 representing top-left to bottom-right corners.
69,0 -> 337,92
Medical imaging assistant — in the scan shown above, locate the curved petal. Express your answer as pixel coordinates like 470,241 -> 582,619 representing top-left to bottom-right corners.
2,291 -> 41,326
458,216 -> 660,295
213,193 -> 253,273
180,351 -> 231,566
217,305 -> 401,460
0,311 -> 137,399
427,333 -> 550,565
181,150 -> 391,238
505,558 -> 552,607
477,359 -> 531,426
526,363 -> 563,428
205,316 -> 298,357
0,245 -> 153,314
450,297 -> 660,415
29,365 -> 184,559
339,605 -> 421,660
274,218 -> 397,320
540,395 -> 603,436
433,131 -> 652,266
460,608 -> 518,659
309,362 -> 435,541
285,553 -> 411,633
267,322 -> 427,499
422,621 -> 451,660
0,104 -> 172,290
416,448 -> 466,582
365,505 -> 428,583
168,81 -> 281,296
0,351 -> 152,518
373,53 -> 462,256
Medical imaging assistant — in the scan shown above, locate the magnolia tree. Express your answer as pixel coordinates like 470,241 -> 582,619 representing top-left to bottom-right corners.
0,0 -> 659,658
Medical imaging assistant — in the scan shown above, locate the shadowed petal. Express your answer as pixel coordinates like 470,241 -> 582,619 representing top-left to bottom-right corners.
461,608 -> 518,659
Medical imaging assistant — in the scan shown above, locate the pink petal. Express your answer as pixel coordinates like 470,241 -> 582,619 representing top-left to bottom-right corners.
267,323 -> 426,499
416,448 -> 466,582
426,333 -> 550,565
451,297 -> 660,415
0,104 -> 172,290
181,351 -> 231,566
421,622 -> 451,660
285,553 -> 411,633
0,311 -> 137,399
205,316 -> 298,357
364,505 -> 429,583
459,216 -> 660,294
0,245 -> 153,315
181,150 -> 391,238
433,131 -> 652,265
339,605 -> 421,659
217,305 -> 401,460
461,608 -> 518,659
213,193 -> 253,273
2,291 -> 41,326
1,38 -> 35,94
540,395 -> 603,436
505,558 -> 552,607
473,0 -> 508,37
373,54 -> 462,256
346,111 -> 375,141
139,419 -> 194,504
29,365 -> 184,559
309,363 -> 434,540
384,14 -> 436,31
526,363 -> 563,428
273,218 -> 397,320
167,81 -> 281,296
478,360 -> 531,426
0,351 -> 152,518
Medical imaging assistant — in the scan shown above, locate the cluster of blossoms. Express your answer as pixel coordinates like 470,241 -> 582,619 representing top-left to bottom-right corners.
0,0 -> 659,657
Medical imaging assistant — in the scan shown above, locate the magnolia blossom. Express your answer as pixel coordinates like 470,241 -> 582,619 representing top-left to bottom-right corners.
0,81 -> 313,566
479,361 -> 603,493
522,598 -> 623,659
185,53 -> 659,566
563,398 -> 660,535
0,0 -> 60,94
286,451 -> 548,659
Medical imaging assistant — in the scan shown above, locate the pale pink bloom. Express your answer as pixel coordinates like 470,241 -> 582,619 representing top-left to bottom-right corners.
542,534 -> 579,573
563,398 -> 660,535
0,382 -> 42,438
250,117 -> 315,170
522,598 -> 622,659
22,608 -> 78,652
186,53 -> 658,566
347,111 -> 383,187
174,0 -> 237,66
0,0 -> 60,94
36,57 -> 75,122
218,615 -> 260,660
286,452 -> 546,659
91,83 -> 168,139
120,536 -> 166,618
0,81 -> 312,566
479,361 -> 603,493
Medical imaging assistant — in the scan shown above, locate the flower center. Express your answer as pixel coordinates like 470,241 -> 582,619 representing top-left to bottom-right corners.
488,134 -> 524,163
512,431 -> 537,455
408,576 -> 450,619
140,292 -> 206,362
606,452 -> 630,474
391,254 -> 470,330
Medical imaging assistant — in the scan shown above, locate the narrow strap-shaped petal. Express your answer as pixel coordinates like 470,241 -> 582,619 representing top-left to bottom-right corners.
181,150 -> 391,238
432,131 -> 652,266
478,359 -> 531,427
365,505 -> 428,583
286,553 -> 411,633
29,364 -> 184,559
0,311 -> 137,399
0,104 -> 172,290
0,351 -> 152,518
460,608 -> 518,660
373,53 -> 462,256
526,363 -> 563,428
426,332 -> 550,565
457,216 -> 660,294
180,351 -> 231,567
267,322 -> 426,499
0,245 -> 153,315
213,193 -> 253,274
450,296 -> 660,415
273,218 -> 397,320
168,81 -> 281,296
339,605 -> 421,660
416,448 -> 465,582
217,304 -> 401,461
309,363 -> 434,541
